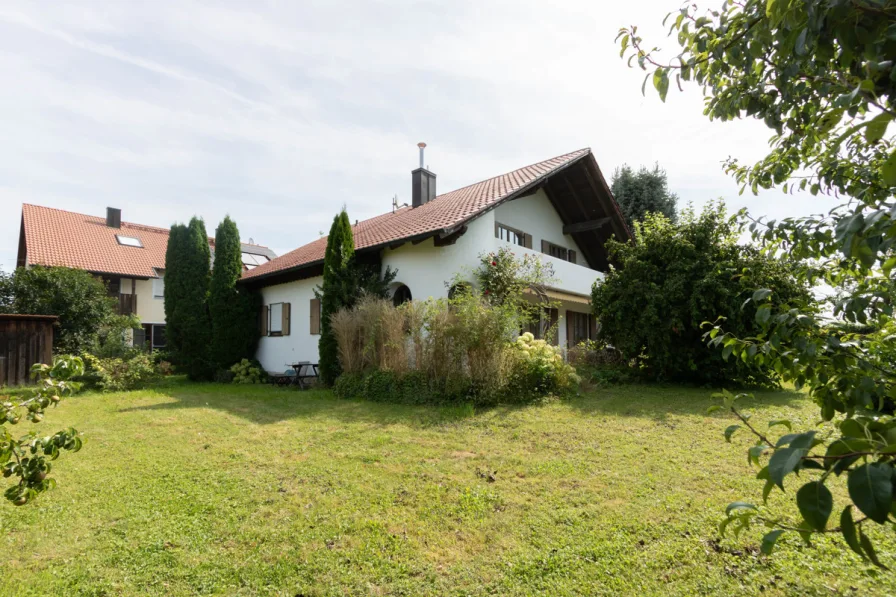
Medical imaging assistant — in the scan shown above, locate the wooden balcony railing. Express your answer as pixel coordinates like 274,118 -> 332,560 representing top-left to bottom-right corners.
118,293 -> 137,316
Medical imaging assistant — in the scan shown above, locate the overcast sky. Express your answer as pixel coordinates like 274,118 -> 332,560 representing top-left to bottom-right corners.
0,0 -> 837,272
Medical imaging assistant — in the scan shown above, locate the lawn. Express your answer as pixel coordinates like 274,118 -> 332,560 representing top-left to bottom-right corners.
2,381 -> 893,596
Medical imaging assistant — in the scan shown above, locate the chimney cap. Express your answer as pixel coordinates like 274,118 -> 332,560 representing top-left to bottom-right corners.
417,142 -> 426,148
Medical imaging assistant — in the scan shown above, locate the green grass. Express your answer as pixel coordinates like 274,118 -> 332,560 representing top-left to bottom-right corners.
1,380 -> 893,596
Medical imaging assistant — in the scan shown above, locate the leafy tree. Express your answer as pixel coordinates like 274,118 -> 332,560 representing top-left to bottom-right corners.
619,0 -> 896,560
0,266 -> 116,353
591,202 -> 809,385
611,163 -> 679,229
1,355 -> 84,505
318,210 -> 357,386
209,216 -> 259,369
166,217 -> 213,380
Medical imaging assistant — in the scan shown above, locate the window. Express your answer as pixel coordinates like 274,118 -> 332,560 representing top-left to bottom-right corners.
266,302 -> 291,336
152,270 -> 165,299
566,311 -> 597,347
116,235 -> 143,248
269,303 -> 283,335
151,325 -> 167,349
392,284 -> 412,306
495,223 -> 531,248
541,240 -> 577,264
526,307 -> 559,345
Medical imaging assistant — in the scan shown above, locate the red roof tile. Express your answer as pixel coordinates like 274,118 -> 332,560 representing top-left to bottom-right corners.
243,148 -> 592,280
20,204 -> 272,278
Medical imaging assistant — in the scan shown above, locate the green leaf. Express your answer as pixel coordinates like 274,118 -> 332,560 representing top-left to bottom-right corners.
724,424 -> 741,443
859,529 -> 889,570
756,305 -> 771,325
839,506 -> 866,559
706,404 -> 723,415
725,501 -> 757,516
865,113 -> 893,143
796,481 -> 833,531
847,463 -> 894,524
883,148 -> 896,187
748,444 -> 768,466
768,447 -> 807,489
752,288 -> 772,302
760,529 -> 786,555
768,420 -> 791,431
653,69 -> 670,102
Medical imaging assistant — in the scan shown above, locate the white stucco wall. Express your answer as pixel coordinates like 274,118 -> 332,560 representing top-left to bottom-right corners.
492,190 -> 586,260
255,276 -> 322,373
134,278 -> 166,324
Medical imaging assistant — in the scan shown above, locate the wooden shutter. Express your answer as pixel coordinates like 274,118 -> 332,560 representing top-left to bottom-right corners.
541,239 -> 549,254
589,314 -> 597,340
281,303 -> 291,336
523,233 -> 533,249
260,305 -> 269,336
566,312 -> 574,349
494,221 -> 500,238
310,298 -> 321,335
568,250 -> 576,264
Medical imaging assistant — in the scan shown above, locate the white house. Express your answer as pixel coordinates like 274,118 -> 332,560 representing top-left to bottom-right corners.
242,147 -> 631,373
17,204 -> 276,349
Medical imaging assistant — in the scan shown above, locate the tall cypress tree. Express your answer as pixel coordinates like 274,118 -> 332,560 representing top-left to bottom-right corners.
318,209 -> 356,385
209,216 -> 259,369
163,223 -> 189,363
176,217 -> 213,380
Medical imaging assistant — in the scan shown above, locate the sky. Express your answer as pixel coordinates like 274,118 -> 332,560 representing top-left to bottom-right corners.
0,0 -> 838,272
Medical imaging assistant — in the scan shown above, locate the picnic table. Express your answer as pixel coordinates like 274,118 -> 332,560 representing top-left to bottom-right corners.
267,362 -> 318,389
290,361 -> 319,389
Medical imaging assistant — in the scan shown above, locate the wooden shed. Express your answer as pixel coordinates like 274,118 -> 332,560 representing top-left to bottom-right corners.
0,314 -> 57,387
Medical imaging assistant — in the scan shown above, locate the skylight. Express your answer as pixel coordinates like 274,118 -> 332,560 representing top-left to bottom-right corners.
116,235 -> 143,248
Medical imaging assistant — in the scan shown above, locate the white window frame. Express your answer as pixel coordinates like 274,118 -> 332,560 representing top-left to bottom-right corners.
269,302 -> 284,336
116,235 -> 143,248
152,269 -> 165,299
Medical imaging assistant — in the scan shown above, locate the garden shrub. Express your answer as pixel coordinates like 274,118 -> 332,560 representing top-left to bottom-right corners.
82,352 -> 161,392
591,203 -> 810,386
505,333 -> 580,403
229,359 -> 266,384
567,340 -> 633,386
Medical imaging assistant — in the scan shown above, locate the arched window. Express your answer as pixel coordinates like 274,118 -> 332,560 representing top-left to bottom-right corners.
393,284 -> 412,306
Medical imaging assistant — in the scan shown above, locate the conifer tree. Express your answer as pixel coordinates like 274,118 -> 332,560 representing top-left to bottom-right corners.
318,209 -> 355,385
175,217 -> 213,380
209,216 -> 259,369
163,223 -> 189,363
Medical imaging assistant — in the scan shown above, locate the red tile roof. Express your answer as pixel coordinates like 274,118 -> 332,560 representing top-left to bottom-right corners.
20,204 -> 272,278
243,148 -> 592,280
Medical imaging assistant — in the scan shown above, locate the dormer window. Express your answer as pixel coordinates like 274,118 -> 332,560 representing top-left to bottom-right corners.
116,235 -> 143,248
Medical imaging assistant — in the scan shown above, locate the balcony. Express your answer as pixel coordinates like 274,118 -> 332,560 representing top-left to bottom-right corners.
118,293 -> 137,316
489,238 -> 603,297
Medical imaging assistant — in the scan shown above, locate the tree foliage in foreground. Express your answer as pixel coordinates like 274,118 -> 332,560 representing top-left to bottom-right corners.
611,163 -> 679,229
0,267 -> 116,354
1,356 -> 84,506
619,0 -> 896,562
209,216 -> 259,369
591,202 -> 809,386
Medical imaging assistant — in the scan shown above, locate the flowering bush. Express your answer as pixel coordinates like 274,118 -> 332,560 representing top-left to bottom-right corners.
506,332 -> 579,401
229,359 -> 266,384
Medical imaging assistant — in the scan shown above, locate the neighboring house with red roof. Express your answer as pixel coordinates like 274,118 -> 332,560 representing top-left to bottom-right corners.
17,204 -> 276,350
241,146 -> 631,373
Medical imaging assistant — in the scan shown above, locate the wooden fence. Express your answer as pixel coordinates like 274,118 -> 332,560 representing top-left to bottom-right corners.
0,314 -> 57,387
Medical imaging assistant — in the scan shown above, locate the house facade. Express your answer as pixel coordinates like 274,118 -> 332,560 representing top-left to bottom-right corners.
242,147 -> 631,373
16,204 -> 275,349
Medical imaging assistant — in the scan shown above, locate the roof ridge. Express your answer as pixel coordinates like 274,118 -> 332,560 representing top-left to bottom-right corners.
431,148 -> 591,200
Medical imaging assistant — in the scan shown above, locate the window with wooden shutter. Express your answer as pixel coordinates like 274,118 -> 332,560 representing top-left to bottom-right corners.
310,298 -> 321,335
281,302 -> 291,336
495,222 -> 527,247
269,303 -> 283,336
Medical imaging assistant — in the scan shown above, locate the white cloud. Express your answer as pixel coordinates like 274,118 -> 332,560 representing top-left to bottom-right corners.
0,0 -> 838,273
